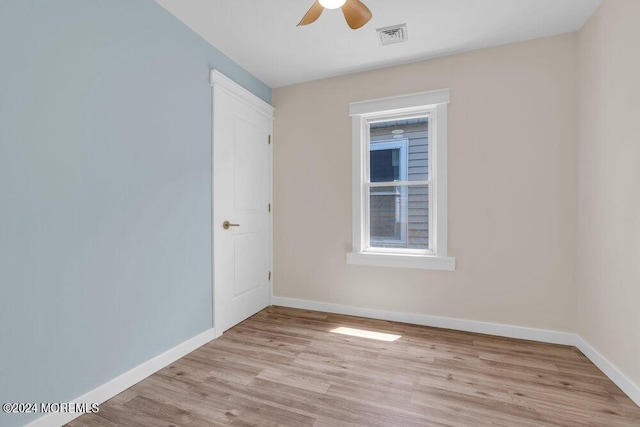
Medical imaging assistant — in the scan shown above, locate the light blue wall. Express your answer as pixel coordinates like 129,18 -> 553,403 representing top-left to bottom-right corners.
0,1 -> 270,425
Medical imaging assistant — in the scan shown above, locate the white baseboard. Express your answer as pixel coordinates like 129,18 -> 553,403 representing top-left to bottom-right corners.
271,296 -> 576,345
27,328 -> 216,427
574,336 -> 640,406
271,296 -> 640,407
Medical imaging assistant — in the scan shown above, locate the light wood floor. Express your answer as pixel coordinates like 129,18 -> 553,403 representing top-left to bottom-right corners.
69,306 -> 640,426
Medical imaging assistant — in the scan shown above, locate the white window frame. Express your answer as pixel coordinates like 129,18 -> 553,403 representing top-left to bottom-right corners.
369,138 -> 408,247
346,89 -> 455,271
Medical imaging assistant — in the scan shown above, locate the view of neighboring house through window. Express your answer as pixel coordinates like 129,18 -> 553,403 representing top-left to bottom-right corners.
369,117 -> 429,250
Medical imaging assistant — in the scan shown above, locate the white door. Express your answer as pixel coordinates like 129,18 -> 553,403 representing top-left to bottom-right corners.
211,71 -> 273,336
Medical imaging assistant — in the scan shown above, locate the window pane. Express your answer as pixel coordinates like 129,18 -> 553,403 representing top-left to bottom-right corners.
369,185 -> 429,250
370,186 -> 401,242
370,148 -> 400,182
370,117 -> 428,182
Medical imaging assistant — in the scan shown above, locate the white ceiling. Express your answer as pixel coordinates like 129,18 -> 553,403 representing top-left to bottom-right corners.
155,0 -> 601,88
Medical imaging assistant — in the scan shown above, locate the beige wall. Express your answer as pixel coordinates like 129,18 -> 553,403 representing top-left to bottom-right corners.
273,34 -> 579,332
578,0 -> 640,387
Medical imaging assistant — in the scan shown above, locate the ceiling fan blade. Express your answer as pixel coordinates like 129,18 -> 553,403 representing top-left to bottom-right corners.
298,1 -> 324,26
341,0 -> 372,30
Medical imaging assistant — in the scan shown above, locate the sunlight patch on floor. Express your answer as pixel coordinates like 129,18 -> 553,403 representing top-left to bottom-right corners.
330,327 -> 401,342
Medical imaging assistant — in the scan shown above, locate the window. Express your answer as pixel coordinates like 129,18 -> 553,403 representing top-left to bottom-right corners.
347,89 -> 455,271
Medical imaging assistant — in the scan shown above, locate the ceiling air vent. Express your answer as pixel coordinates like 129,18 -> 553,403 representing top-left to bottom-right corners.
377,24 -> 408,46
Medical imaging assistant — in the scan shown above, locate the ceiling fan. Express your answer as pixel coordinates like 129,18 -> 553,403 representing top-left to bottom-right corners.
298,0 -> 372,30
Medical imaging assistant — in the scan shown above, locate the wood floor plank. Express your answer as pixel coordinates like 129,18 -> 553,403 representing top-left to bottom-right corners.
256,367 -> 332,394
68,306 -> 640,426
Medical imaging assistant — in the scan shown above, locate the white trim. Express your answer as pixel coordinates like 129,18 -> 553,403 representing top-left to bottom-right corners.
271,296 -> 640,407
347,252 -> 455,271
350,89 -> 450,116
433,103 -> 449,256
369,180 -> 428,187
574,337 -> 640,407
26,328 -> 216,427
210,70 -> 274,119
351,115 -> 366,253
272,296 -> 573,345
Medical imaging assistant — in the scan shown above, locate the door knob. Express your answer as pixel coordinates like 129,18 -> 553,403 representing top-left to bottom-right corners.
223,220 -> 240,230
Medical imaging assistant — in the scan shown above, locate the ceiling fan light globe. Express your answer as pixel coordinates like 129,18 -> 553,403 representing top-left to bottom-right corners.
319,0 -> 347,10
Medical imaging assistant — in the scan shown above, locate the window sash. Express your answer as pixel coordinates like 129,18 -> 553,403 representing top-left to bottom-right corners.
364,182 -> 432,255
363,113 -> 434,255
368,180 -> 430,187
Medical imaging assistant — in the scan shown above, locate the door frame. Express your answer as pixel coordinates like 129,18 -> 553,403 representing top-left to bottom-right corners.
210,69 -> 274,338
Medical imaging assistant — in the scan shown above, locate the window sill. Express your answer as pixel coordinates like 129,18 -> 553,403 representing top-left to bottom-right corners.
346,252 -> 455,271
